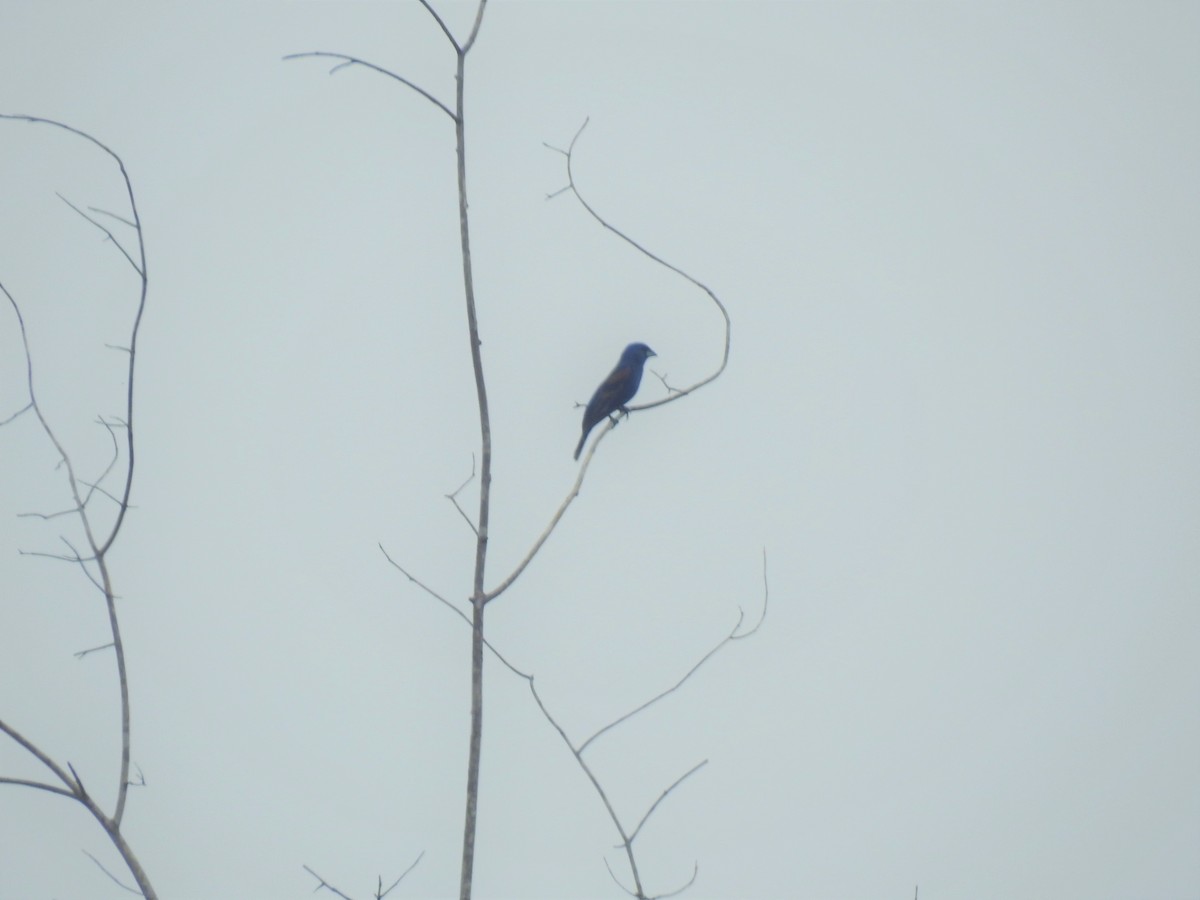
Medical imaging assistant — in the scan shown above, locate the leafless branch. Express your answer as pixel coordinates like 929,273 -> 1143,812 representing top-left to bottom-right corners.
57,192 -> 141,276
378,543 -> 459,611
0,401 -> 32,426
445,455 -> 479,535
381,545 -> 526,677
648,368 -> 685,397
549,117 -> 732,412
603,857 -> 640,897
580,563 -> 768,754
0,112 -> 154,899
482,443 -> 596,603
378,850 -> 425,898
417,0 -> 459,51
88,205 -> 136,228
17,506 -> 80,521
460,0 -> 489,54
303,865 -> 356,900
649,863 -> 699,900
628,760 -> 708,846
283,52 -> 456,122
0,777 -> 75,798
74,642 -> 116,660
483,121 -> 732,604
83,849 -> 141,894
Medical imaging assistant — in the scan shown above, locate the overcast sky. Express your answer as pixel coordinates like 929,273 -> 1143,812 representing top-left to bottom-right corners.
2,2 -> 1198,899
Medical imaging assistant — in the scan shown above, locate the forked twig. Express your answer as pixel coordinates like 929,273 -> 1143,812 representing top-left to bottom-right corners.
303,849 -> 424,900
0,113 -> 154,899
303,865 -> 356,900
396,546 -> 769,899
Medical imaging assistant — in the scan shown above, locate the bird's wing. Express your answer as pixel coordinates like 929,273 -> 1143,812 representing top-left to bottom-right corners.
589,364 -> 634,412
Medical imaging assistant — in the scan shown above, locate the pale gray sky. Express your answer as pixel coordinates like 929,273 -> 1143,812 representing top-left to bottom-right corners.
2,3 -> 1198,899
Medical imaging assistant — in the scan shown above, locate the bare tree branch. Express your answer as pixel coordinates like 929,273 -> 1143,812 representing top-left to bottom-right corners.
57,192 -> 141,276
649,863 -> 699,900
283,52 -> 456,122
460,0 -> 489,54
483,121 -> 733,605
0,777 -> 75,799
628,760 -> 708,846
580,573 -> 767,755
83,849 -> 141,895
0,113 -> 155,899
378,850 -> 425,898
0,401 -> 32,427
445,456 -> 479,536
548,117 -> 732,411
417,0 -> 460,52
75,642 -> 117,660
303,865 -> 356,900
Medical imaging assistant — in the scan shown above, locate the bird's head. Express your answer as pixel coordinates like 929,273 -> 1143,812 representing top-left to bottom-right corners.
623,342 -> 656,363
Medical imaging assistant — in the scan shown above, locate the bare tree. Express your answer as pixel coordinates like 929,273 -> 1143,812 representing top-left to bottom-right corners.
289,4 -> 759,898
0,114 -> 155,899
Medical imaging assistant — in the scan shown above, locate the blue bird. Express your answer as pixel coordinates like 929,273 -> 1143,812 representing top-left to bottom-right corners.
574,342 -> 657,460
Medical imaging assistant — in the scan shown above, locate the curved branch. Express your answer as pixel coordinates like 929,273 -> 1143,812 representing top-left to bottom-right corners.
283,52 -> 456,122
0,777 -> 76,799
0,114 -> 154,898
0,114 -> 150,562
417,0 -> 460,52
649,863 -> 699,900
0,718 -> 81,796
57,193 -> 141,276
628,760 -> 707,846
414,549 -> 769,899
460,0 -> 489,54
486,122 -> 732,603
581,552 -> 767,754
579,610 -> 746,754
482,432 -> 597,603
553,118 -> 731,410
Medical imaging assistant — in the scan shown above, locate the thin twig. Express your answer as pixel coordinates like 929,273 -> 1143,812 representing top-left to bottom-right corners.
88,205 -> 136,228
57,193 -> 141,276
482,439 -> 598,603
75,642 -> 116,660
603,857 -> 639,898
628,760 -> 708,845
460,0 -> 489,54
579,611 -> 746,754
83,849 -> 141,895
551,117 -> 732,412
380,544 -> 525,677
0,112 -> 154,898
283,52 -> 456,121
417,0 -> 459,52
523,676 -> 645,897
445,455 -> 479,535
378,543 -> 459,610
649,863 -> 699,900
17,506 -> 80,521
485,121 -> 732,604
0,401 -> 32,426
0,776 -> 75,798
303,865 -> 356,900
378,850 -> 425,898
580,556 -> 766,755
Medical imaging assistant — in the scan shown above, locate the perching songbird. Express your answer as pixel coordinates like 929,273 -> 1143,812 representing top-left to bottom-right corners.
574,342 -> 657,460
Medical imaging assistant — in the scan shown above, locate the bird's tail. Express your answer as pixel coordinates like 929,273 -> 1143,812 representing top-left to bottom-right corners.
573,431 -> 588,461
